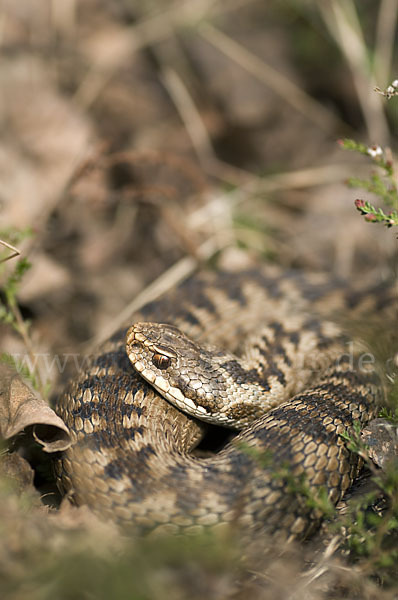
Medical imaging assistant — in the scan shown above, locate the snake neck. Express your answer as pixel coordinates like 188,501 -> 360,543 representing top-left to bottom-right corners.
126,318 -> 346,429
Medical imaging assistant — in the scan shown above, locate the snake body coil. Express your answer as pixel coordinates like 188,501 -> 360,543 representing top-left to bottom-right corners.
55,268 -> 392,540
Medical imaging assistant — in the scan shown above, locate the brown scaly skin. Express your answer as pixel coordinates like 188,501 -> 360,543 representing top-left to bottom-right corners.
54,267 -> 393,540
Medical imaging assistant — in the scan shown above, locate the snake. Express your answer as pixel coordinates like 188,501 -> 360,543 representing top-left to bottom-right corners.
55,266 -> 394,541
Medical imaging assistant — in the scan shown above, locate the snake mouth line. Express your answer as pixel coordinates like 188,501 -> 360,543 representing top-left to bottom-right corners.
129,351 -> 213,420
129,352 -> 237,453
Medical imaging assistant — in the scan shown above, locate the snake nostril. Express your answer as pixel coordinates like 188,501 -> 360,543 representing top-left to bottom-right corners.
128,342 -> 142,354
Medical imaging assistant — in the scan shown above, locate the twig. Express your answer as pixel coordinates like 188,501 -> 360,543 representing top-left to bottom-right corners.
374,0 -> 398,88
243,163 -> 354,194
73,0 -> 254,109
286,536 -> 340,600
198,22 -> 345,133
160,66 -> 217,169
7,301 -> 46,397
207,162 -> 357,199
0,240 -> 20,263
318,0 -> 389,144
88,238 -> 220,348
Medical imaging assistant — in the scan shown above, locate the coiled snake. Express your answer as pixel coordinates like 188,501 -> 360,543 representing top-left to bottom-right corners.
55,267 -> 393,541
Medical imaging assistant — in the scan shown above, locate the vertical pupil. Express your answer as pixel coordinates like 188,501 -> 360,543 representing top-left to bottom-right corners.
153,354 -> 170,369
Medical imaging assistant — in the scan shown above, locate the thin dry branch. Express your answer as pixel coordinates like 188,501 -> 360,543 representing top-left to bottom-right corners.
160,66 -> 217,169
287,536 -> 341,600
206,161 -> 357,197
229,163 -> 355,194
0,240 -> 21,264
88,237 -> 220,348
6,301 -> 48,400
318,0 -> 390,144
375,0 -> 398,88
73,0 -> 255,108
198,22 -> 345,134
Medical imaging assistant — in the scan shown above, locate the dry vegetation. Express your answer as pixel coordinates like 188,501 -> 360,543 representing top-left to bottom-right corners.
0,1 -> 397,598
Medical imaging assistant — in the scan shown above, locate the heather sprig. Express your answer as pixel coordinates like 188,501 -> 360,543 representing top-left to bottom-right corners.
0,229 -> 33,329
354,199 -> 398,227
0,228 -> 47,395
374,79 -> 398,100
339,139 -> 398,228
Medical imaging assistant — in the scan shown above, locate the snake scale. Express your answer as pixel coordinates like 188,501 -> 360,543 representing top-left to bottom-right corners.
55,267 -> 394,541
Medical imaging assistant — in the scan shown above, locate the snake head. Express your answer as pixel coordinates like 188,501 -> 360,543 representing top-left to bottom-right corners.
126,322 -> 232,423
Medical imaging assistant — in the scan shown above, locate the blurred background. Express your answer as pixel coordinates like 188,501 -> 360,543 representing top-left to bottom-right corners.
1,0 -> 397,357
0,2 -> 397,597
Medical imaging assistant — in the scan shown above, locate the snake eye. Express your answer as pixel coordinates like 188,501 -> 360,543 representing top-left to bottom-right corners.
152,353 -> 171,370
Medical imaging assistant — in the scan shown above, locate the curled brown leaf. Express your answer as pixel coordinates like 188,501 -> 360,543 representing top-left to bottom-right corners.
0,364 -> 71,452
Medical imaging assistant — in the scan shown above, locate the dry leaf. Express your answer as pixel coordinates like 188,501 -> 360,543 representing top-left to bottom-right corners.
0,364 -> 71,452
